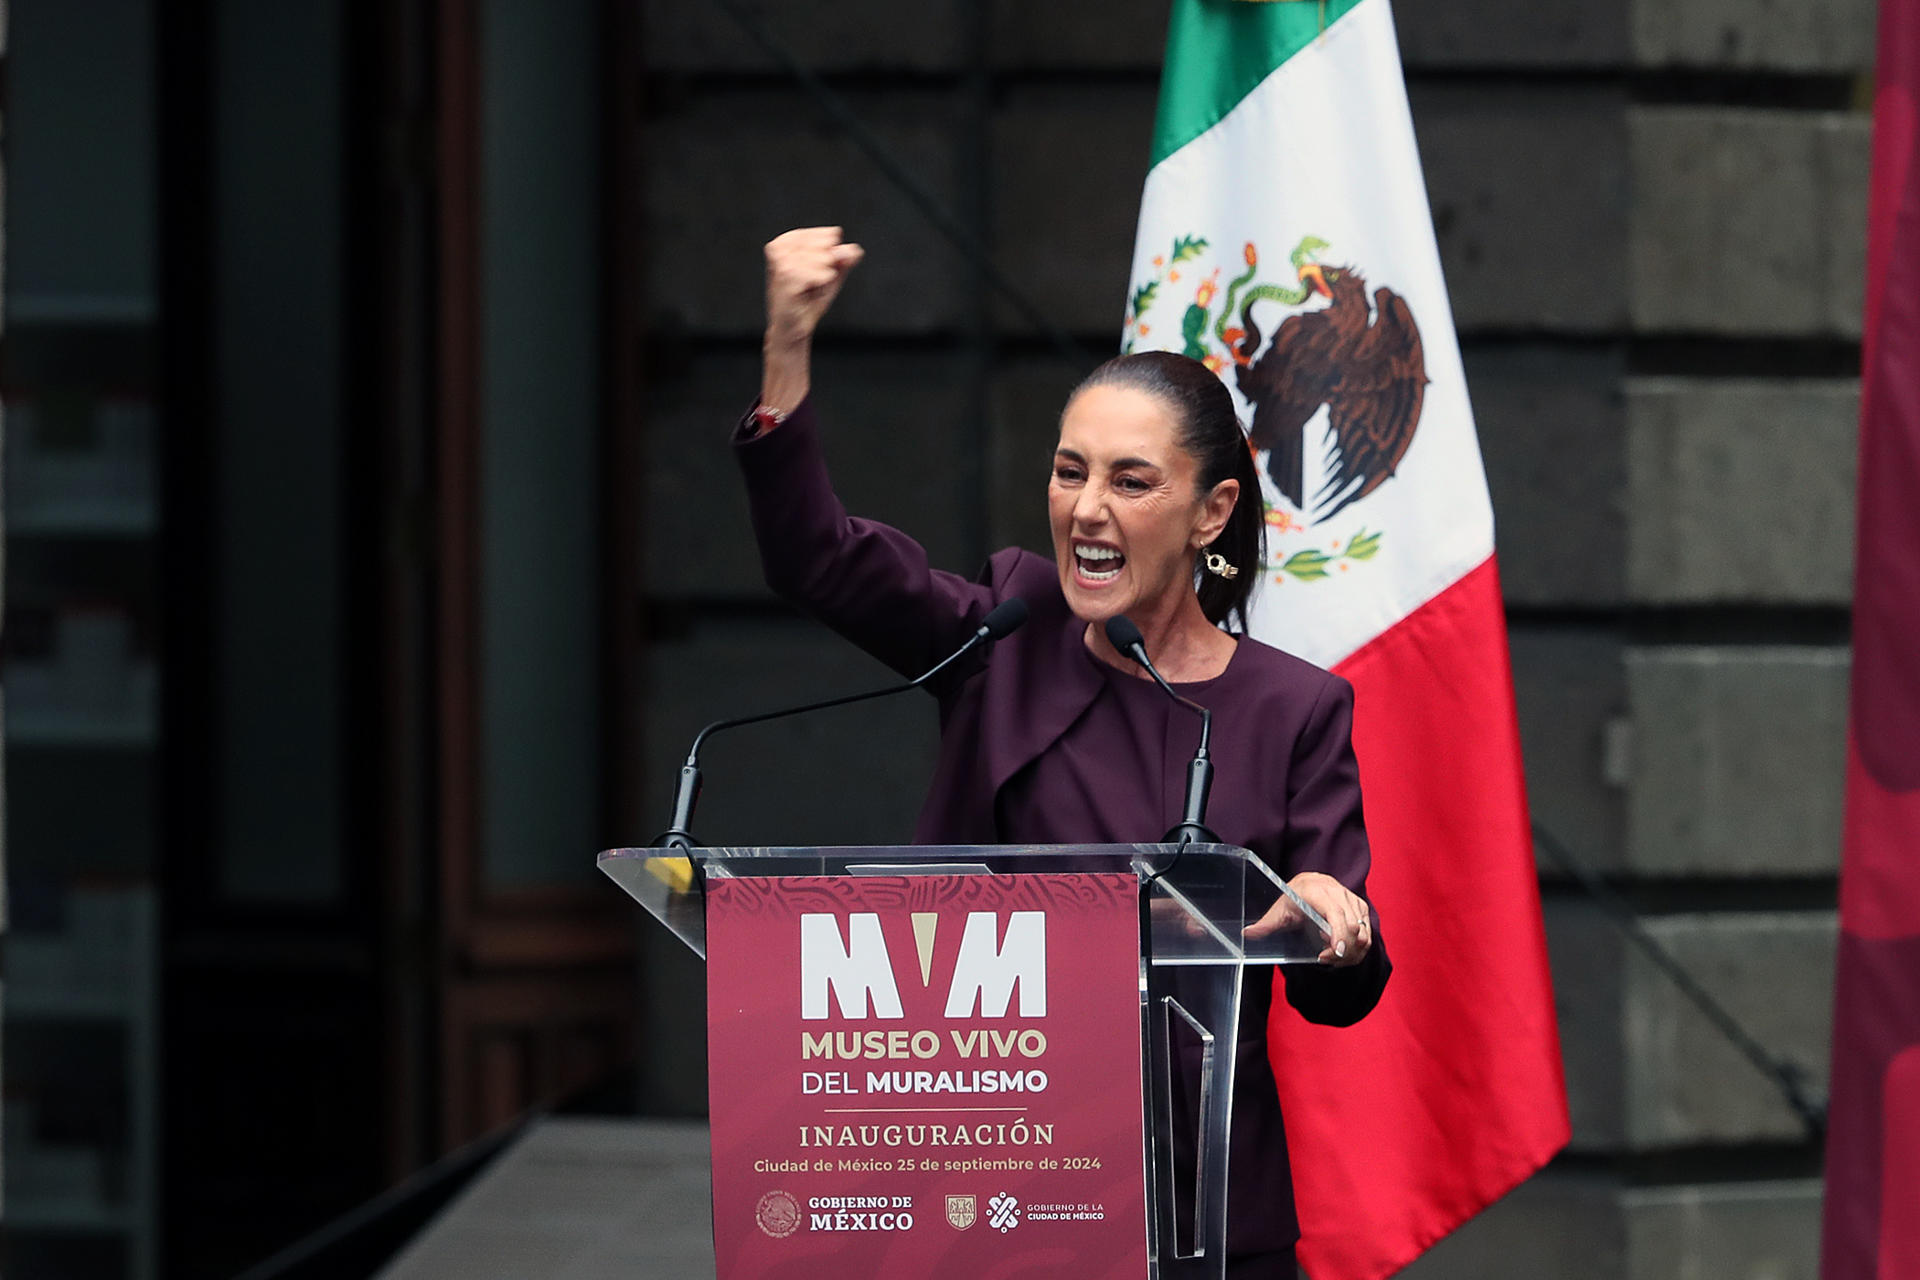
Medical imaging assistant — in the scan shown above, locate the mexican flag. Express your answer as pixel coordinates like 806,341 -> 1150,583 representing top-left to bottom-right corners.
1123,1 -> 1569,1275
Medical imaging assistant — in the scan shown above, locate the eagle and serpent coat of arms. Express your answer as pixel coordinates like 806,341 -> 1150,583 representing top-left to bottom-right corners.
1124,234 -> 1427,585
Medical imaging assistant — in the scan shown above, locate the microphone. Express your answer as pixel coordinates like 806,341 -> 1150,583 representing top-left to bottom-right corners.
652,598 -> 1029,849
1103,615 -> 1219,848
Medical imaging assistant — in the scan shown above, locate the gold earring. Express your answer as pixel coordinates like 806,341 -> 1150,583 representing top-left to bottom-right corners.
1203,552 -> 1239,580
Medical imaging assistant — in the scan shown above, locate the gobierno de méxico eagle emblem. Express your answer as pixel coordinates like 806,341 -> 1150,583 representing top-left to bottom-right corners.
1124,235 -> 1429,583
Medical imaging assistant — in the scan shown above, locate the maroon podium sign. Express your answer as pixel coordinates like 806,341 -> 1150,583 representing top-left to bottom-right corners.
705,871 -> 1149,1279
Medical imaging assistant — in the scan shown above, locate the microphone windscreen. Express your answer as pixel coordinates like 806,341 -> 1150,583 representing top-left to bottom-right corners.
1104,615 -> 1145,654
981,597 -> 1029,639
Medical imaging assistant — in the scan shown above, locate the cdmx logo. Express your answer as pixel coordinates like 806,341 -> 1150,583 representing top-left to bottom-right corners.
988,1192 -> 1021,1233
945,1194 -> 977,1230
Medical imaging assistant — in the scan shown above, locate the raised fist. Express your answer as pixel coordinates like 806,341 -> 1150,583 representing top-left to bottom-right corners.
764,226 -> 865,348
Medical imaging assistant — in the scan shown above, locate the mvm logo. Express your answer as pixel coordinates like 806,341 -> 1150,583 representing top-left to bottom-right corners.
800,911 -> 1046,1021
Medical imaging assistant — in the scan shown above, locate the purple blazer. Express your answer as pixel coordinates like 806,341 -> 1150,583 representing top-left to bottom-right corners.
736,399 -> 1389,1258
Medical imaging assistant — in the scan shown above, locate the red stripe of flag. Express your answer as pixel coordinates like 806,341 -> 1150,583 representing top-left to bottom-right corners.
1272,556 -> 1569,1280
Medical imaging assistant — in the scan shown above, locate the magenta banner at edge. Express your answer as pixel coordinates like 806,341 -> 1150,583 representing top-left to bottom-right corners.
1820,0 -> 1920,1274
705,872 -> 1150,1280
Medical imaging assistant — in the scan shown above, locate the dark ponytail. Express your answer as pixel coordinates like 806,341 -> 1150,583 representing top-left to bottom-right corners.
1072,351 -> 1266,632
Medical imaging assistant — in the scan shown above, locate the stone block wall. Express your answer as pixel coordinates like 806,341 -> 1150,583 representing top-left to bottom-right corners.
634,0 -> 1867,1270
1400,0 -> 1864,1269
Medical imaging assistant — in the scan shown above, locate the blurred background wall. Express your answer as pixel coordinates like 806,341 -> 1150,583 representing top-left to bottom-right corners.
0,0 -> 1868,1276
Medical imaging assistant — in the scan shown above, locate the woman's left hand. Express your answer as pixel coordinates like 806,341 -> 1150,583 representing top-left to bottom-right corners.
1246,871 -> 1372,966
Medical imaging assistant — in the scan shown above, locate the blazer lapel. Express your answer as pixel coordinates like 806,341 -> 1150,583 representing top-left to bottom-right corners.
978,584 -> 1104,806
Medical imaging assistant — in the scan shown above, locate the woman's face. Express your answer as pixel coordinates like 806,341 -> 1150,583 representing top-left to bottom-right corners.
1048,385 -> 1237,627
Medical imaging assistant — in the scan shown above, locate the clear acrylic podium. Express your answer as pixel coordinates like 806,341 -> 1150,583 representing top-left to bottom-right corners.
598,842 -> 1328,1279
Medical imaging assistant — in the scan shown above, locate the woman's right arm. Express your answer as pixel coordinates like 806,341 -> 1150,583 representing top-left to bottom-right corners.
759,227 -> 863,418
737,228 -> 999,678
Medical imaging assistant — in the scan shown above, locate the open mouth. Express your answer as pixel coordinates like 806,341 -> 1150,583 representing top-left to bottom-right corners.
1074,544 -> 1125,583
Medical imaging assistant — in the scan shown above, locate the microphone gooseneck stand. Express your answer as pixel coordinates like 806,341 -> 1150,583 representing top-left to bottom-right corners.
1103,616 -> 1220,884
651,597 -> 1030,850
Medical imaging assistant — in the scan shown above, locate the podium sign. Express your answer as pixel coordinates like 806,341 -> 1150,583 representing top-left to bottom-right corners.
705,871 -> 1150,1280
603,841 -> 1324,1278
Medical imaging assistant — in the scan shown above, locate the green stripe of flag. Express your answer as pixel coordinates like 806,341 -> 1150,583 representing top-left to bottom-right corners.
1149,0 -> 1365,167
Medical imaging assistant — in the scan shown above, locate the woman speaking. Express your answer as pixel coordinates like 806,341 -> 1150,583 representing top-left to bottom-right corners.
734,226 -> 1390,1277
